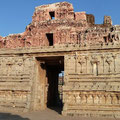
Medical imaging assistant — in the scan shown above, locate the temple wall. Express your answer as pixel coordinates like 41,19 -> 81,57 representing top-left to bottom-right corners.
0,1 -> 120,118
63,50 -> 120,118
0,56 -> 36,112
0,44 -> 120,118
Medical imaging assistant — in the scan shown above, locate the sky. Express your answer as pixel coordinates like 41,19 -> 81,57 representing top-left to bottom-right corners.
0,0 -> 120,36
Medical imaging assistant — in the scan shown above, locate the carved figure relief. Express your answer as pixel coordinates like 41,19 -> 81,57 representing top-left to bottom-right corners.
77,56 -> 85,73
106,56 -> 113,73
66,92 -> 120,106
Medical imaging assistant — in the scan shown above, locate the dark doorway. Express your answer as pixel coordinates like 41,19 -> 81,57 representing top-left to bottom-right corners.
47,65 -> 59,107
37,56 -> 64,114
46,33 -> 53,46
49,11 -> 55,20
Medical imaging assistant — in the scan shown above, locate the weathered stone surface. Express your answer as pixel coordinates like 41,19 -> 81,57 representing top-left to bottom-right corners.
0,1 -> 120,119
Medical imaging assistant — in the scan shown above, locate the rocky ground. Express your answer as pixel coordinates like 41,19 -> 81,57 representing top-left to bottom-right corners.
0,108 -> 120,120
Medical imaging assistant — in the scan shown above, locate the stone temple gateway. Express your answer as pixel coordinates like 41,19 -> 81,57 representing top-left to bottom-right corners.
0,1 -> 120,118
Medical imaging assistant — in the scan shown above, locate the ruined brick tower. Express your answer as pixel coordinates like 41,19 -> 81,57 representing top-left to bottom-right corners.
0,2 -> 120,118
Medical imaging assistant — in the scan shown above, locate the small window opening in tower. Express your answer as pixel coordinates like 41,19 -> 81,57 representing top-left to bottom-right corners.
49,11 -> 55,20
104,36 -> 107,43
46,33 -> 54,46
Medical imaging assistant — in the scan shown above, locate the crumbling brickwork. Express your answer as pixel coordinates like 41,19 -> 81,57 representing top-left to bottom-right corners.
0,2 -> 120,118
0,2 -> 113,48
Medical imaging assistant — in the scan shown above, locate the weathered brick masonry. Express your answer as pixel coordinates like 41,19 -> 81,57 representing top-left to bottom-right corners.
0,2 -> 120,118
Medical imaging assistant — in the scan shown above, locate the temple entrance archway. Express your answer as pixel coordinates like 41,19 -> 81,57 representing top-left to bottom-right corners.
36,56 -> 64,113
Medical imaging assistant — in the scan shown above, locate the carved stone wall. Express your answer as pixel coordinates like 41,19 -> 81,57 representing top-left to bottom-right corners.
63,51 -> 120,118
0,56 -> 36,112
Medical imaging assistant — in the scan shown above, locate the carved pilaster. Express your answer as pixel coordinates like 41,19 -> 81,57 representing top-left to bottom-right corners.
75,52 -> 78,73
112,54 -> 117,72
85,56 -> 89,74
91,56 -> 100,76
106,57 -> 113,73
101,55 -> 105,73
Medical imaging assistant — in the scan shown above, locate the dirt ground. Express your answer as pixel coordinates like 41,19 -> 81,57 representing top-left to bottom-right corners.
0,108 -> 120,120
